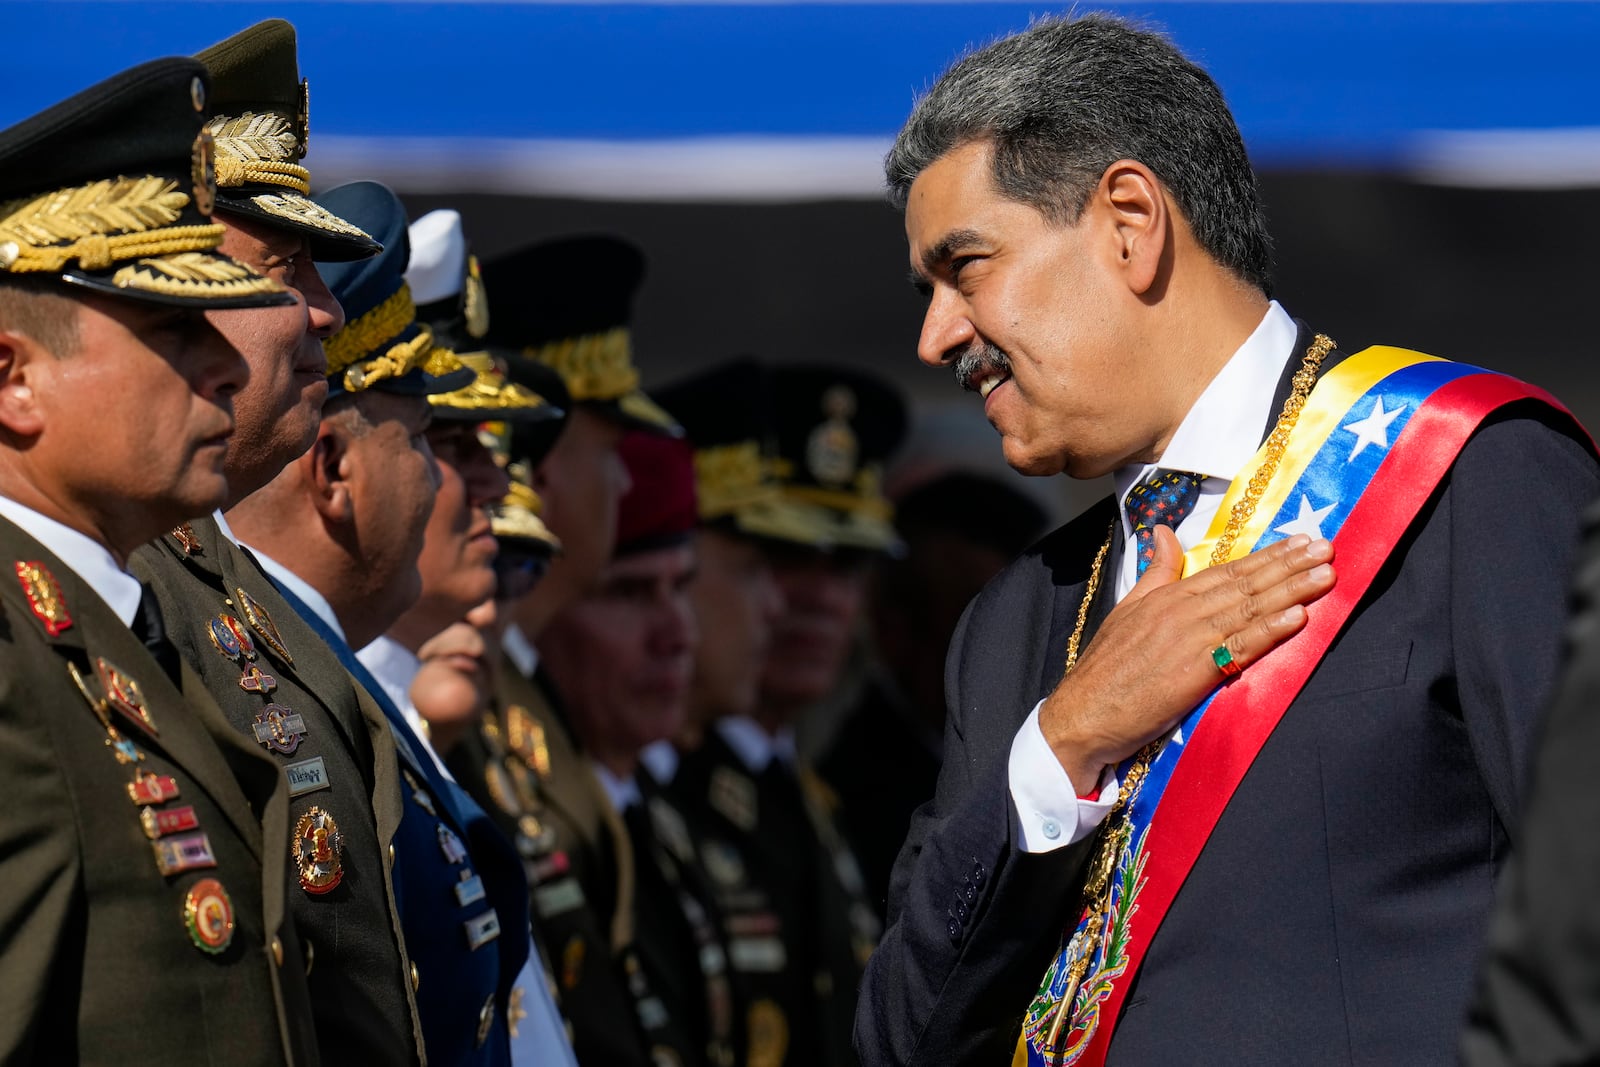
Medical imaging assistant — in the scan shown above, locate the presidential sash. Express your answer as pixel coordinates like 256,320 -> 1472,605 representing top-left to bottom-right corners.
1015,348 -> 1584,1067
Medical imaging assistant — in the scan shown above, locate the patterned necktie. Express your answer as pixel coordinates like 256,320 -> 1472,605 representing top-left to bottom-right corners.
1125,470 -> 1205,577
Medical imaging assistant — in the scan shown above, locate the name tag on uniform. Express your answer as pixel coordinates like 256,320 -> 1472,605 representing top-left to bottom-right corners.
729,936 -> 788,973
464,909 -> 501,950
455,871 -> 486,908
534,878 -> 585,918
285,756 -> 330,797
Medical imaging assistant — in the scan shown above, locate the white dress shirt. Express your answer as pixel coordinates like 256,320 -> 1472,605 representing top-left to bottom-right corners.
502,623 -> 540,678
1007,302 -> 1299,852
0,495 -> 142,627
716,715 -> 798,774
356,634 -> 455,780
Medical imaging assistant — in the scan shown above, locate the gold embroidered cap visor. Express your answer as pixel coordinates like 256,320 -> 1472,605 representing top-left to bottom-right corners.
429,350 -> 566,425
213,183 -> 380,263
0,58 -> 292,310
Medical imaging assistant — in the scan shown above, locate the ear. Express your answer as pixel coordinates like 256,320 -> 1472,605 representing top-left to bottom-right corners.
1097,160 -> 1169,297
0,331 -> 49,439
306,423 -> 356,524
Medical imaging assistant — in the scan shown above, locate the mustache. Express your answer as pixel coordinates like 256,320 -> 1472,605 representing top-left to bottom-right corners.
952,341 -> 1012,393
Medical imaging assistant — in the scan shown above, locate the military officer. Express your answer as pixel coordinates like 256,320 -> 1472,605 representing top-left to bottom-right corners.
667,364 -> 903,1067
126,23 -> 433,1065
477,236 -> 685,1065
0,58 -> 317,1064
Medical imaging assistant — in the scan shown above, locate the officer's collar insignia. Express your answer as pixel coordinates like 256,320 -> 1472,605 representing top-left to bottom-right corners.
14,560 -> 71,637
183,877 -> 236,955
171,523 -> 204,555
805,385 -> 859,488
234,587 -> 291,664
709,765 -> 757,832
294,806 -> 344,894
95,657 -> 157,737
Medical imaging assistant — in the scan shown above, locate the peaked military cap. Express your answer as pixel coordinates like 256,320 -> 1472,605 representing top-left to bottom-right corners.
484,235 -> 682,436
196,20 -> 379,261
653,357 -> 826,547
313,181 -> 473,397
0,57 -> 292,308
769,364 -> 908,554
404,209 -> 564,426
614,431 -> 698,557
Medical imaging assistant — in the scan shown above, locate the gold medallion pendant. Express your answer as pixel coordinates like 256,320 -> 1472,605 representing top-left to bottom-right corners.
293,807 -> 344,894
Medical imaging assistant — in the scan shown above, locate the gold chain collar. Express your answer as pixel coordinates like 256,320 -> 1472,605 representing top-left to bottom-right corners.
1043,332 -> 1334,1051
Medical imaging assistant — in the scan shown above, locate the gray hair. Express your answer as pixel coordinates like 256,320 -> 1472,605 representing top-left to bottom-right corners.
886,13 -> 1273,294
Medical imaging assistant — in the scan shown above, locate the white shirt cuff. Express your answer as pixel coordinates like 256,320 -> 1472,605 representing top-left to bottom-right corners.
1008,700 -> 1118,853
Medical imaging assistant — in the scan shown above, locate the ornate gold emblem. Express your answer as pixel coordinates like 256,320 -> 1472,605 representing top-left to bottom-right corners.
171,523 -> 203,555
293,807 -> 344,894
805,385 -> 859,488
236,588 -> 292,664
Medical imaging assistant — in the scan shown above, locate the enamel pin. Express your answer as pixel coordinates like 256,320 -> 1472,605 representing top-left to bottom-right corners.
140,804 -> 199,840
94,658 -> 157,737
183,877 -> 235,954
15,561 -> 71,636
153,832 -> 218,876
438,824 -> 469,865
68,663 -> 144,764
235,588 -> 291,665
171,524 -> 203,556
128,769 -> 179,805
294,807 -> 344,894
251,704 -> 307,755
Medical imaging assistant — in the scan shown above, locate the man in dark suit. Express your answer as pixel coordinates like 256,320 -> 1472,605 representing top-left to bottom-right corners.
0,57 -> 317,1064
860,13 -> 1599,1066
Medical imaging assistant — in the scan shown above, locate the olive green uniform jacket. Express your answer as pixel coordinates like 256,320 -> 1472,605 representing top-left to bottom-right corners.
0,517 -> 317,1065
131,516 -> 422,1064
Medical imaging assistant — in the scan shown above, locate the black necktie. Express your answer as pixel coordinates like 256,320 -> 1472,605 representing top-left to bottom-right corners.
132,583 -> 180,684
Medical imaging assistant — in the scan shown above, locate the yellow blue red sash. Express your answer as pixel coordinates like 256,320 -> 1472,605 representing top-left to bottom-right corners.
1015,348 -> 1588,1067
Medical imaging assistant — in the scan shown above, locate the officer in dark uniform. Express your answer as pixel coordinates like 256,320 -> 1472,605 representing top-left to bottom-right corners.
475,235 -> 685,1065
0,57 -> 317,1064
667,364 -> 903,1067
126,23 -> 433,1066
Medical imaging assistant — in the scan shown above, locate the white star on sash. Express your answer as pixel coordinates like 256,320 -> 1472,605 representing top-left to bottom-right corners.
1342,396 -> 1405,462
1275,495 -> 1338,541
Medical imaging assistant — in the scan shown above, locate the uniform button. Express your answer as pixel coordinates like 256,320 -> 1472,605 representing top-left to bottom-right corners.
389,843 -> 395,864
947,918 -> 962,943
411,962 -> 420,992
972,863 -> 987,887
962,883 -> 978,905
270,937 -> 283,967
953,900 -> 969,921
1041,818 -> 1062,841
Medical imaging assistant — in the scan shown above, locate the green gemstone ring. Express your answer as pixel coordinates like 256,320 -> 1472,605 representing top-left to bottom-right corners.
1212,644 -> 1242,678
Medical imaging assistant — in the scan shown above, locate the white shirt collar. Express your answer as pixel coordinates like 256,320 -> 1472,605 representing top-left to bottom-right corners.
1113,301 -> 1299,505
212,508 -> 241,548
639,739 -> 680,786
502,623 -> 540,677
591,762 -> 642,813
716,716 -> 797,775
0,495 -> 142,627
249,548 -> 347,643
356,634 -> 457,780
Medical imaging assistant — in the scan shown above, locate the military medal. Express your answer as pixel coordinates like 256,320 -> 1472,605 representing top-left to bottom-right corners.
465,910 -> 501,951
454,870 -> 487,907
438,824 -> 468,865
294,807 -> 344,894
153,832 -> 218,875
170,524 -> 203,555
252,705 -> 307,755
15,560 -> 71,636
183,877 -> 235,955
235,588 -> 292,665
505,705 -> 551,778
140,804 -> 199,840
94,657 -> 157,737
129,769 -> 179,805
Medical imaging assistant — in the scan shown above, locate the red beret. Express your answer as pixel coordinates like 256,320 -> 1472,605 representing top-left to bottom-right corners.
614,431 -> 698,556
